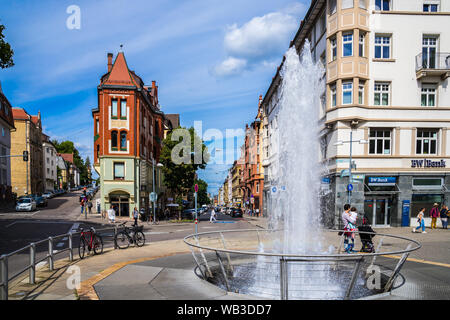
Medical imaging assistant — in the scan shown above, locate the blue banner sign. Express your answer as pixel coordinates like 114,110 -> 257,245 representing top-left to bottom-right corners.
368,177 -> 397,186
321,178 -> 331,184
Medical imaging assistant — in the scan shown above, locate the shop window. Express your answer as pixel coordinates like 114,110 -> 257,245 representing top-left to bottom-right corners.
413,178 -> 443,189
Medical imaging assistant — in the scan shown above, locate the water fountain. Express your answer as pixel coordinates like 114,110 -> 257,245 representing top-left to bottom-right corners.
184,42 -> 421,300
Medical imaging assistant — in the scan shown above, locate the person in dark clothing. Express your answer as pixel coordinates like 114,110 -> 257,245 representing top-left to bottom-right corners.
440,205 -> 449,229
358,215 -> 376,253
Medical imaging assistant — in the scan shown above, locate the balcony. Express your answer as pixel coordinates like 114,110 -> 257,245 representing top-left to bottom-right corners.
416,52 -> 450,80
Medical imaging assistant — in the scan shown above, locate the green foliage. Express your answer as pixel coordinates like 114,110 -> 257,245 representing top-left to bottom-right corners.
160,127 -> 210,196
0,24 -> 14,69
52,140 -> 91,185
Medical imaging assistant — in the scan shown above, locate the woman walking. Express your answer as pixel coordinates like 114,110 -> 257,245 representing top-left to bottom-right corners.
413,208 -> 426,233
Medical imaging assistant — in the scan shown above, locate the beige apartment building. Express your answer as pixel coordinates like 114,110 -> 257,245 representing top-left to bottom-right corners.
262,0 -> 450,228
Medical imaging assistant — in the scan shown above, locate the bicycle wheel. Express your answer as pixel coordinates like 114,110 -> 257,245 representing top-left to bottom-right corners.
78,237 -> 86,259
93,235 -> 104,255
134,231 -> 146,247
115,231 -> 130,249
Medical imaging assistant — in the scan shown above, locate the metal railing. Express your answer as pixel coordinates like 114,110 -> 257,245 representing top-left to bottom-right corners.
416,52 -> 450,71
184,229 -> 421,300
0,225 -> 124,300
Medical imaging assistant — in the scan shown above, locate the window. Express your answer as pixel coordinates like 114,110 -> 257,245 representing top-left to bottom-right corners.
1,127 -> 4,137
343,33 -> 353,57
423,4 -> 438,12
416,129 -> 438,155
421,85 -> 437,106
375,0 -> 391,11
359,0 -> 367,9
120,131 -> 127,150
359,82 -> 365,104
359,33 -> 365,57
342,0 -> 353,9
369,129 -> 392,155
319,13 -> 326,34
374,82 -> 390,106
96,144 -> 100,159
342,81 -> 353,105
47,168 -> 50,174
96,119 -> 99,134
120,100 -> 127,119
114,162 -> 125,180
375,35 -> 391,59
256,183 -> 260,193
329,0 -> 337,15
422,36 -> 437,69
111,131 -> 118,149
111,99 -> 118,118
331,84 -> 337,107
330,37 -> 337,61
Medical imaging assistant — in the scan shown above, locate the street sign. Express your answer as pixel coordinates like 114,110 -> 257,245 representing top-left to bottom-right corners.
194,184 -> 198,193
271,187 -> 277,194
150,192 -> 157,202
347,184 -> 353,192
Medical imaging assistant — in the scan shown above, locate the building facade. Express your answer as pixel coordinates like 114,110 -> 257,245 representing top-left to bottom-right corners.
92,51 -> 165,217
11,108 -> 44,196
231,160 -> 243,207
0,82 -> 15,204
262,0 -> 450,227
42,134 -> 58,191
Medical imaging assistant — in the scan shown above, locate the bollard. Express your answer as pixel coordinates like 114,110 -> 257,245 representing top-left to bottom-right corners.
0,255 -> 8,300
114,227 -> 118,249
69,233 -> 73,262
29,243 -> 36,285
48,237 -> 54,271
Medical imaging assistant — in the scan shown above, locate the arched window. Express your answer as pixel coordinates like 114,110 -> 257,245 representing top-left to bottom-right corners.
111,131 -> 118,149
120,131 -> 127,149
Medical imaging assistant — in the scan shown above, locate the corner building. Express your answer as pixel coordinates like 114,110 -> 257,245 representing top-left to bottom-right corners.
262,0 -> 450,228
92,51 -> 165,217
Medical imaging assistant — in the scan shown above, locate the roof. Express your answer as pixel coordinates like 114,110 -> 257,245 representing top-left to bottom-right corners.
60,153 -> 74,164
165,114 -> 180,128
12,107 -> 30,120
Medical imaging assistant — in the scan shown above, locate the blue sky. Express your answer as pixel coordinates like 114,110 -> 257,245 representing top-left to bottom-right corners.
0,0 -> 308,195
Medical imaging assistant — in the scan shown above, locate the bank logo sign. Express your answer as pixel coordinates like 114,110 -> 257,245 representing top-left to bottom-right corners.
411,159 -> 446,168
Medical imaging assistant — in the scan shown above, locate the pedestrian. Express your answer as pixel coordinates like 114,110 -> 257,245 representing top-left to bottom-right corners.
107,206 -> 116,224
413,208 -> 426,233
80,199 -> 85,214
256,208 -> 259,217
440,204 -> 449,229
96,199 -> 101,214
133,207 -> 139,227
430,203 -> 440,229
88,200 -> 93,214
164,208 -> 170,221
210,207 -> 216,223
341,204 -> 357,253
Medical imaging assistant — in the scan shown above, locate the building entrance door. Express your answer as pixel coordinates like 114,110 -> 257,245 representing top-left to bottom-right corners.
110,194 -> 130,217
364,197 -> 392,227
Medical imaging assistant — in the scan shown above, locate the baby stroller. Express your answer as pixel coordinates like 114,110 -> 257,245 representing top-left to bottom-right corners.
358,215 -> 376,253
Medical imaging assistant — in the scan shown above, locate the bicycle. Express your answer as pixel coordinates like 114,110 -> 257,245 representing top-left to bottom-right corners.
114,222 -> 146,249
78,226 -> 103,259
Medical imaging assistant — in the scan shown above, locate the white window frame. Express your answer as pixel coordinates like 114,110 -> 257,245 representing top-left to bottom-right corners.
369,129 -> 392,155
342,33 -> 353,57
120,100 -> 127,119
331,37 -> 337,61
416,129 -> 438,155
330,84 -> 337,107
359,83 -> 365,104
423,1 -> 440,12
374,82 -> 390,106
421,84 -> 437,107
342,81 -> 353,105
374,35 -> 391,59
359,0 -> 367,9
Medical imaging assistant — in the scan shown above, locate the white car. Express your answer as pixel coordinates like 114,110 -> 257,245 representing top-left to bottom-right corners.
16,198 -> 37,212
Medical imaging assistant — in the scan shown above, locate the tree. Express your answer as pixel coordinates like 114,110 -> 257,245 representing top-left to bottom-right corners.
194,179 -> 210,206
0,24 -> 14,69
160,127 -> 210,204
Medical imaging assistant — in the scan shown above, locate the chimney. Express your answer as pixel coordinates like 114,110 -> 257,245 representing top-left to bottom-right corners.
107,53 -> 113,72
259,95 -> 263,106
152,80 -> 156,88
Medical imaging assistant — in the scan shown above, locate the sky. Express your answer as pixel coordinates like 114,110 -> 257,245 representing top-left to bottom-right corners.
0,0 -> 309,196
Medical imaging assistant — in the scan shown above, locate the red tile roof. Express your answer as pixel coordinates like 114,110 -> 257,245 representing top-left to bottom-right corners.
60,153 -> 74,164
12,108 -> 30,120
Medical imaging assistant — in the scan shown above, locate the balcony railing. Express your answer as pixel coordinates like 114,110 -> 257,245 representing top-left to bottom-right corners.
416,52 -> 450,80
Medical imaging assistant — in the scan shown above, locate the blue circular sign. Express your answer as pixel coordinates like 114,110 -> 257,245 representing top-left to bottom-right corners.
272,187 -> 277,193
347,184 -> 353,191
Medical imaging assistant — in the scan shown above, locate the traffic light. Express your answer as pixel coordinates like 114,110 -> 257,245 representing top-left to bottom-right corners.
23,151 -> 29,162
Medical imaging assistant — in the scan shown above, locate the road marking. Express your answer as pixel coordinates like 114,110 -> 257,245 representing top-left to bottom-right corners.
143,231 -> 169,235
5,221 -> 18,228
71,223 -> 80,232
383,254 -> 450,269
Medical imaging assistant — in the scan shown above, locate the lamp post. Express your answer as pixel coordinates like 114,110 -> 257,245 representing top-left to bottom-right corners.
152,159 -> 163,224
334,131 -> 368,205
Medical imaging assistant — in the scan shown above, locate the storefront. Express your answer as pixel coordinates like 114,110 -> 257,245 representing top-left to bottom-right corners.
109,192 -> 130,217
364,176 -> 399,227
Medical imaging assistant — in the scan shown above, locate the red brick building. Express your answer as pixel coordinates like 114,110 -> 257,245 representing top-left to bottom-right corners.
92,50 -> 166,217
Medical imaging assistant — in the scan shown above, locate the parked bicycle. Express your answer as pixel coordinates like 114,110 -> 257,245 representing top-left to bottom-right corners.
78,226 -> 103,259
114,222 -> 146,249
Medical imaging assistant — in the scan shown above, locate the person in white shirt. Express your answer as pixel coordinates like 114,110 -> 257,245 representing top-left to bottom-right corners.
210,208 -> 216,223
341,204 -> 357,253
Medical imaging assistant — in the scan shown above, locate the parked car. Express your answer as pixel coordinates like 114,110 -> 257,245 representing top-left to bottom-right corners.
230,208 -> 243,218
31,195 -> 48,207
181,209 -> 196,219
15,198 -> 37,212
42,191 -> 54,199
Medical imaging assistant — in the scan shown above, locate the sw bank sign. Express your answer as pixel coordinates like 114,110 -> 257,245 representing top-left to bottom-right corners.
411,159 -> 446,168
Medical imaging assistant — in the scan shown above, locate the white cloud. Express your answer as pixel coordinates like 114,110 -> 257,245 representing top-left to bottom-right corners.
212,57 -> 247,77
213,3 -> 305,78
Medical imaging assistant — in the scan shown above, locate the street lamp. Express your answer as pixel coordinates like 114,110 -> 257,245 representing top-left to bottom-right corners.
152,160 -> 164,224
334,131 -> 368,205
